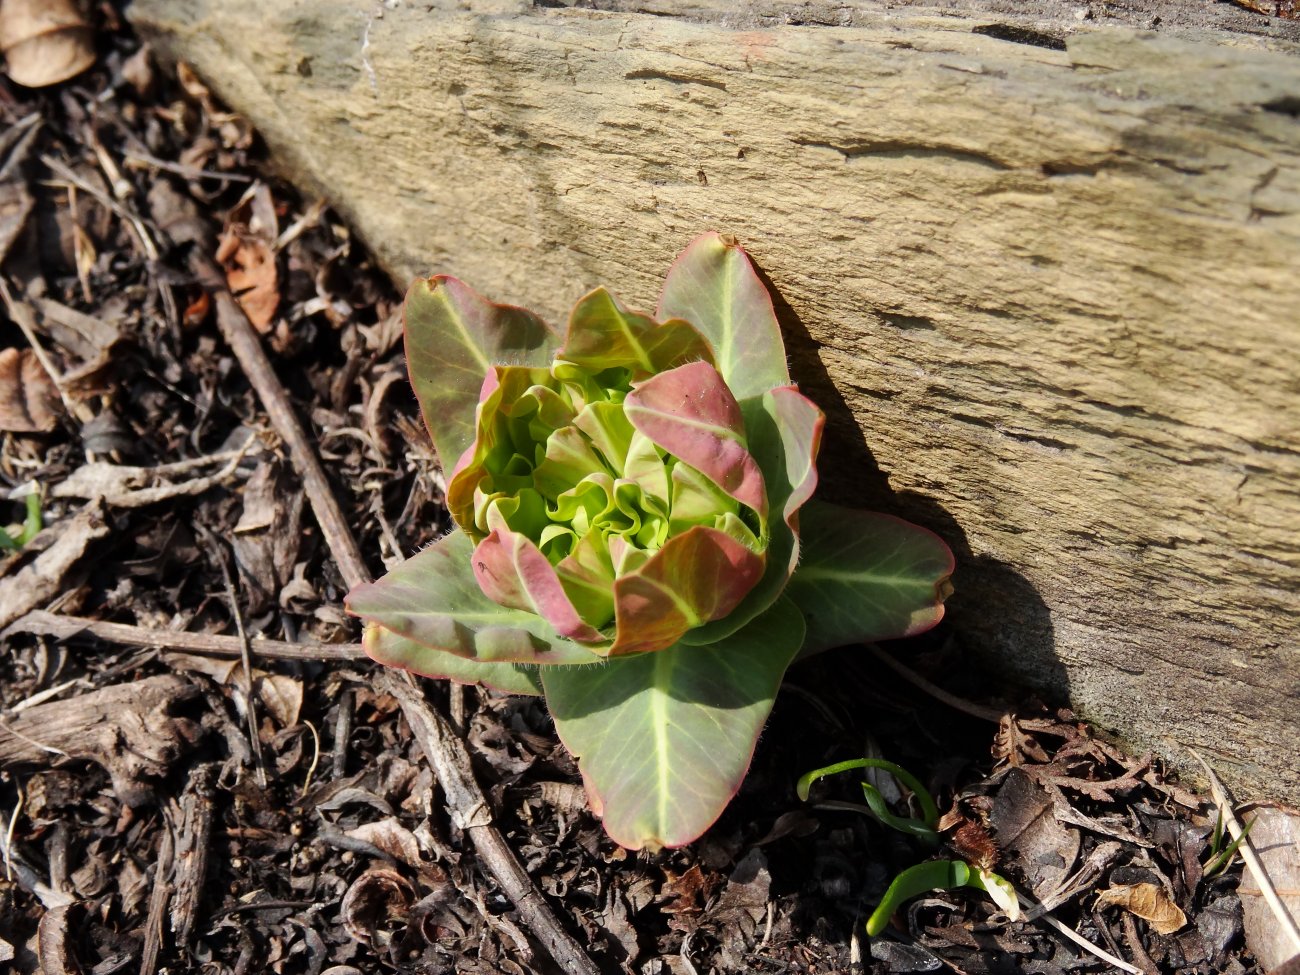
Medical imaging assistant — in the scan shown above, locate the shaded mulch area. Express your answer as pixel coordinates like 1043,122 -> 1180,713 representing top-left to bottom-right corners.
0,8 -> 1265,974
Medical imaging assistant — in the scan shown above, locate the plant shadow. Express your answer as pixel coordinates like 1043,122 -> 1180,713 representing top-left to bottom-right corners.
749,260 -> 1067,702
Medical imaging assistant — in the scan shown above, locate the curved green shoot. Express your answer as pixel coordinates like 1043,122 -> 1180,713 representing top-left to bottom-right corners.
866,860 -> 1018,936
797,758 -> 939,843
0,492 -> 42,551
867,860 -> 973,936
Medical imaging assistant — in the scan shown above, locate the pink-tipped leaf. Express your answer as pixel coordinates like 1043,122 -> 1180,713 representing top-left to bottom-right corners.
682,385 -> 824,645
363,623 -> 543,696
473,525 -> 608,645
784,500 -> 955,653
543,595 -> 805,850
607,524 -> 765,656
345,529 -> 601,666
624,360 -> 766,517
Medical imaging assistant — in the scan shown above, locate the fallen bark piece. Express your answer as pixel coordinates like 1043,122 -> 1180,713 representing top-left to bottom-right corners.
169,764 -> 217,947
51,449 -> 250,508
0,502 -> 109,629
0,674 -> 201,805
1239,805 -> 1300,971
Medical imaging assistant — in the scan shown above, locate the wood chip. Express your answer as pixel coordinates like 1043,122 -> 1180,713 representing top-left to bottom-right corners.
0,502 -> 109,629
0,673 -> 201,805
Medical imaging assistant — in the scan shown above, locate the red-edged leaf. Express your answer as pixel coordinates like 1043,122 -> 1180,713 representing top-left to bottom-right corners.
656,232 -> 789,402
404,276 -> 559,472
474,526 -> 607,644
608,525 -> 765,656
681,386 -> 824,645
345,529 -> 599,666
785,500 -> 955,652
363,623 -> 543,696
624,360 -> 766,516
543,595 -> 805,850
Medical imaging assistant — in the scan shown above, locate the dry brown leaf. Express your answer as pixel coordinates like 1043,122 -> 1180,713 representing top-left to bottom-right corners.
256,673 -> 302,728
990,768 -> 1081,898
0,347 -> 60,432
346,818 -> 423,870
0,0 -> 94,88
218,233 -> 278,329
1229,0 -> 1298,18
993,713 -> 1050,767
217,183 -> 281,331
1095,882 -> 1188,935
340,866 -> 415,945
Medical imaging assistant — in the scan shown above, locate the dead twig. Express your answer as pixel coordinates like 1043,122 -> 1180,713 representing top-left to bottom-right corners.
51,443 -> 254,507
196,523 -> 266,787
867,645 -> 1006,723
3,610 -> 365,662
374,670 -> 601,975
188,252 -> 372,592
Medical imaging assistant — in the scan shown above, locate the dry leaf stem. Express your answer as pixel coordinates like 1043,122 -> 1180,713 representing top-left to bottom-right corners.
376,670 -> 602,975
3,610 -> 365,662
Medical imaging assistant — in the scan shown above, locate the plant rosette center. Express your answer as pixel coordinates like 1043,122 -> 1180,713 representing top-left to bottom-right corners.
346,233 -> 955,851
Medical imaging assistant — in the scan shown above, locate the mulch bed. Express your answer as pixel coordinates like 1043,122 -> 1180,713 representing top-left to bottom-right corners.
0,7 -> 1268,973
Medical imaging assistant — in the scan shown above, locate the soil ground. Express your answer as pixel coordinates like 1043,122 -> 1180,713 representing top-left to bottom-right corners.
0,5 -> 1289,973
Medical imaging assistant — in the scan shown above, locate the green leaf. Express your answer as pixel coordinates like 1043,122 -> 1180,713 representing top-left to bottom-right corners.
785,500 -> 954,654
543,596 -> 806,850
345,529 -> 602,666
561,287 -> 714,379
363,623 -> 543,696
656,233 -> 789,402
404,276 -> 560,473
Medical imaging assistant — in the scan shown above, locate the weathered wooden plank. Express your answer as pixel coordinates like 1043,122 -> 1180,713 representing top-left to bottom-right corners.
131,0 -> 1300,801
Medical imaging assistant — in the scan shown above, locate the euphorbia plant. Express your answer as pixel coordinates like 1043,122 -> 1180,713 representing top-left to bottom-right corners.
346,233 -> 954,850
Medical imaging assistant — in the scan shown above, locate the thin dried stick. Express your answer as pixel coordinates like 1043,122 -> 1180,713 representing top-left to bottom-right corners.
867,645 -> 1005,723
375,670 -> 601,975
1016,889 -> 1143,975
197,524 -> 266,787
3,610 -> 365,662
187,252 -> 372,592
